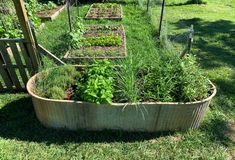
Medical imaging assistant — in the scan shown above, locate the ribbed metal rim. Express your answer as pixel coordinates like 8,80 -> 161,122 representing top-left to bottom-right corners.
27,73 -> 217,106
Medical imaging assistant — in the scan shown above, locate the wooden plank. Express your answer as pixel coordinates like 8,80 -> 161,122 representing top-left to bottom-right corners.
0,42 -> 22,89
9,42 -> 29,86
1,64 -> 27,69
13,0 -> 40,71
0,38 -> 26,43
0,52 -> 13,89
38,44 -> 66,65
19,42 -> 34,75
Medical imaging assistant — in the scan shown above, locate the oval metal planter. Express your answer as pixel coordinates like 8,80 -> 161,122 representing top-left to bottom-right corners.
27,73 -> 216,132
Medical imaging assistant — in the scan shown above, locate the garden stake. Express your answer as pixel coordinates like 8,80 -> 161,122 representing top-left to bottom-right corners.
159,0 -> 166,38
180,24 -> 194,58
67,0 -> 72,32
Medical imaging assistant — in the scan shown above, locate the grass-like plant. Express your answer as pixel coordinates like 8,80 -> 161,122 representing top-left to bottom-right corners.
115,43 -> 210,103
34,65 -> 79,100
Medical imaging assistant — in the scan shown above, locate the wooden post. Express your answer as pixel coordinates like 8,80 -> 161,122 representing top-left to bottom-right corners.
159,0 -> 166,38
12,0 -> 39,72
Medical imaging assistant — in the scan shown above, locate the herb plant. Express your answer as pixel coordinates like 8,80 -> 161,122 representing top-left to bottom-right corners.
74,60 -> 114,104
35,65 -> 79,100
115,46 -> 210,103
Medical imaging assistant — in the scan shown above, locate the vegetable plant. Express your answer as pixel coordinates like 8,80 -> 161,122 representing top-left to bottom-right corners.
82,35 -> 122,47
67,17 -> 85,49
74,60 -> 114,104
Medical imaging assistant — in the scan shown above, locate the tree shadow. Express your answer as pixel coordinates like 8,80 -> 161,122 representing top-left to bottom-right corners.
171,18 -> 235,69
0,96 -> 233,146
166,0 -> 207,6
0,97 -> 175,145
200,115 -> 235,147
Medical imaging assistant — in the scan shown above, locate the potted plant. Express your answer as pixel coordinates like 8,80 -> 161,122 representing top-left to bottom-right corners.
27,47 -> 216,132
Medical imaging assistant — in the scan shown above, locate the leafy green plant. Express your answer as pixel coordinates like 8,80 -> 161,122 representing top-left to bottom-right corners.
96,25 -> 118,31
82,35 -> 122,47
25,0 -> 42,28
0,15 -> 22,38
74,60 -> 114,104
67,17 -> 85,49
70,48 -> 121,57
176,55 -> 209,102
41,1 -> 57,11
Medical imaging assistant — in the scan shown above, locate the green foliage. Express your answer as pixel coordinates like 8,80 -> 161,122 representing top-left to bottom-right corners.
0,16 -> 22,38
177,55 -> 210,101
114,53 -> 141,103
82,35 -> 122,47
0,0 -> 22,39
0,1 -> 233,159
115,45 -> 210,103
74,60 -> 114,104
25,0 -> 42,28
70,48 -> 122,57
35,65 -> 79,100
140,47 -> 210,102
67,17 -> 85,49
92,3 -> 120,8
41,0 -> 65,5
41,1 -> 57,11
96,25 -> 119,31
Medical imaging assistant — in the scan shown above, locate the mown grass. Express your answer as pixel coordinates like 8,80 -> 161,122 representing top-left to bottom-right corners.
0,0 -> 234,159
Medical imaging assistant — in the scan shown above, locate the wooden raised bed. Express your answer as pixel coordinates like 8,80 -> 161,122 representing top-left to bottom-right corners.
64,25 -> 127,64
37,5 -> 66,21
85,3 -> 123,20
27,73 -> 217,132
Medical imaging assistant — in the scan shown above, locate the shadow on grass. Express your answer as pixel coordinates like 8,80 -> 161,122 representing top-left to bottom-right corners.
0,97 -> 174,144
166,0 -> 207,6
0,96 -> 234,146
200,115 -> 235,146
171,18 -> 235,69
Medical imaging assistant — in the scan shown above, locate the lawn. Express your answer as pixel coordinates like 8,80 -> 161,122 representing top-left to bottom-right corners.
0,0 -> 234,159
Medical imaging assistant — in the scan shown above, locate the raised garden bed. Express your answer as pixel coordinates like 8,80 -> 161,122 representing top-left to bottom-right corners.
85,3 -> 123,20
37,5 -> 66,21
27,73 -> 216,132
64,25 -> 127,64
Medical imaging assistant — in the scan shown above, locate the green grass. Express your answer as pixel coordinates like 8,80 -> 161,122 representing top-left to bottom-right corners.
0,0 -> 234,159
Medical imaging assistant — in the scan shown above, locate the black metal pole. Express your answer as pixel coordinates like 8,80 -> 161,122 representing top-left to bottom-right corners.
159,0 -> 165,38
67,0 -> 72,32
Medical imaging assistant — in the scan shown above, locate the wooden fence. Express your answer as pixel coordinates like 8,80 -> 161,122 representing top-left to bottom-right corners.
0,38 -> 39,91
